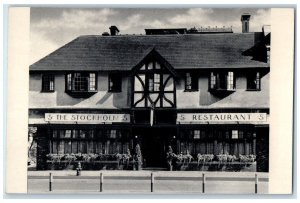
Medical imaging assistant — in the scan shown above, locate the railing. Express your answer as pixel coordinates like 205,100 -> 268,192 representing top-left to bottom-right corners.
46,172 -> 264,194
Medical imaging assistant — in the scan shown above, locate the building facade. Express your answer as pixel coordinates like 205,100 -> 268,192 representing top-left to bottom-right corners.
29,14 -> 270,171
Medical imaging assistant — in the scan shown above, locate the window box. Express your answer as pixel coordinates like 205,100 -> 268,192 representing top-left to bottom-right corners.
174,161 -> 257,172
45,153 -> 133,170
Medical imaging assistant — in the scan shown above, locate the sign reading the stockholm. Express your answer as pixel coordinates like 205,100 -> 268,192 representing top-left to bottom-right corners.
177,113 -> 267,123
45,113 -> 130,123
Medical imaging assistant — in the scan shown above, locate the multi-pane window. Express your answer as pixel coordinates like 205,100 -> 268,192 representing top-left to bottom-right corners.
266,46 -> 270,62
193,130 -> 201,139
209,71 -> 235,90
148,75 -> 154,91
154,74 -> 160,91
50,129 -> 130,154
109,73 -> 122,92
66,72 -> 97,92
108,130 -> 117,139
210,72 -> 216,89
232,130 -> 238,139
177,129 -> 256,157
247,72 -> 261,90
148,73 -> 160,92
227,72 -> 234,90
89,73 -> 96,91
185,73 -> 198,91
74,73 -> 87,91
42,74 -> 54,92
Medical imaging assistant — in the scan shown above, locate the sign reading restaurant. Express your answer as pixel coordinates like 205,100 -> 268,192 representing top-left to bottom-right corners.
45,113 -> 130,123
177,113 -> 267,123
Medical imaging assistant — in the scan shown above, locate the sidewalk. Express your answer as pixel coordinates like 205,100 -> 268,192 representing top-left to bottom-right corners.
28,170 -> 269,179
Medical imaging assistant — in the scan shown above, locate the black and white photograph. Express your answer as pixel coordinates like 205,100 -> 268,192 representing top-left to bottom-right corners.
25,7 -> 273,194
24,7 -> 275,195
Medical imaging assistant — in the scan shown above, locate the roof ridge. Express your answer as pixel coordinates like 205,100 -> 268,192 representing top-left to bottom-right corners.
77,32 -> 260,38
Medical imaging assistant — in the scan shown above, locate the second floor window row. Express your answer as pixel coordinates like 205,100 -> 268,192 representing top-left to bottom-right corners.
41,71 -> 261,93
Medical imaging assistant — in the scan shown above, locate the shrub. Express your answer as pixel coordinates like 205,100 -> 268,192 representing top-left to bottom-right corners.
177,151 -> 193,163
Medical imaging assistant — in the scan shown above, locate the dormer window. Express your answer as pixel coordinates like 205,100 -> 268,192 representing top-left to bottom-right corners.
185,73 -> 198,91
209,71 -> 235,91
247,72 -> 261,91
109,73 -> 122,92
65,72 -> 97,96
42,74 -> 55,92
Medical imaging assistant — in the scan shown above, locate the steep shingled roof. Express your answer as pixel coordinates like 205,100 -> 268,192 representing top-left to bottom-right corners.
30,32 -> 269,71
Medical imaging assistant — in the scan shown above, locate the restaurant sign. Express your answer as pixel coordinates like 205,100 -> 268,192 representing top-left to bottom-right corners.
45,113 -> 130,123
177,113 -> 267,123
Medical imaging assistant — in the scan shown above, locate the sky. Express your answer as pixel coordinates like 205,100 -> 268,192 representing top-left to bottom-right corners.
30,7 -> 271,64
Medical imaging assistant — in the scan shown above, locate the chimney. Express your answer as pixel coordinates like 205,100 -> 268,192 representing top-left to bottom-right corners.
109,26 -> 119,36
241,13 -> 251,33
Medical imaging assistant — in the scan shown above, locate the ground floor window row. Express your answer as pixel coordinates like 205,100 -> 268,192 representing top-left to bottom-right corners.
175,140 -> 256,157
179,129 -> 256,140
48,128 -> 257,156
50,140 -> 130,154
51,128 -> 256,140
51,129 -> 130,140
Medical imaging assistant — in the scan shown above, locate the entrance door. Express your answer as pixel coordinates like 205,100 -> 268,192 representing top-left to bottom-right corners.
137,128 -> 174,168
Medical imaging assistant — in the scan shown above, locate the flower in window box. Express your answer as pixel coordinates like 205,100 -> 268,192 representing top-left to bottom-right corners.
75,153 -> 83,161
197,154 -> 204,164
88,153 -> 98,162
249,154 -> 256,162
115,153 -> 123,161
216,154 -> 228,163
63,153 -> 76,162
122,149 -> 132,163
184,151 -> 193,163
227,154 -> 237,162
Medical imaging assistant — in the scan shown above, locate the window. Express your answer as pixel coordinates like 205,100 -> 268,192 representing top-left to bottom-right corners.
65,130 -> 71,138
148,73 -> 160,92
266,46 -> 270,62
42,74 -> 54,92
133,60 -> 176,108
108,130 -> 117,139
50,129 -> 131,155
247,72 -> 261,90
109,73 -> 122,92
66,72 -> 97,92
210,72 -> 216,89
154,74 -> 160,91
232,130 -> 238,139
193,130 -> 200,139
227,72 -> 234,90
209,71 -> 235,91
148,75 -> 154,91
176,129 -> 256,157
185,73 -> 198,91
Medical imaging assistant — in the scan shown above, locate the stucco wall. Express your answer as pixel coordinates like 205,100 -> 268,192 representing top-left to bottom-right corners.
29,72 -> 131,109
29,70 -> 269,109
